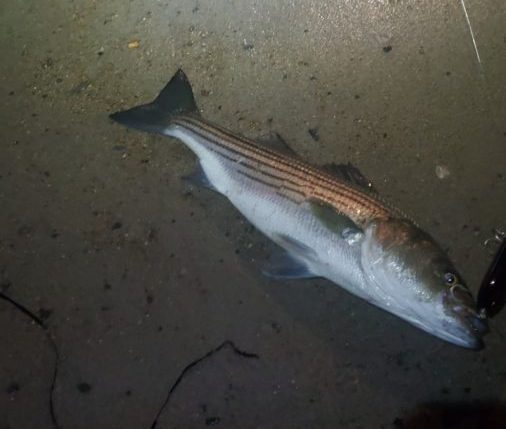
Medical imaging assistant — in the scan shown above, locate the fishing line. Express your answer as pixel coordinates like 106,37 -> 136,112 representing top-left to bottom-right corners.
458,0 -> 504,141
150,340 -> 259,428
0,292 -> 62,429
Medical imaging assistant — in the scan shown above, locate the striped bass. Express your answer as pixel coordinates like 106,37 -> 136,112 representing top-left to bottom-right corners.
110,69 -> 488,349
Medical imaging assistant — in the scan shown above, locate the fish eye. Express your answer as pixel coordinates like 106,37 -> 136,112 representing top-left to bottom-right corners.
444,272 -> 457,285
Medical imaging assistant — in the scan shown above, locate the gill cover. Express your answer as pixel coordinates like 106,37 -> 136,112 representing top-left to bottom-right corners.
361,218 -> 448,306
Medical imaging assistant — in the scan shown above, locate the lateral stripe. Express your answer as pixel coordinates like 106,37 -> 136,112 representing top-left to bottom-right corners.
176,116 -> 376,200
172,116 -> 393,224
236,170 -> 303,204
174,116 -> 388,219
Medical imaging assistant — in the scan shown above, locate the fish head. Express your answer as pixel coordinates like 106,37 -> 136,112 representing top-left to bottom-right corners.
362,217 -> 488,349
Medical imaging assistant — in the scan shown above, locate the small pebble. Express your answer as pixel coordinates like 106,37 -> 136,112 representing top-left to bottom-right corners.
77,382 -> 91,393
308,128 -> 319,141
205,417 -> 220,426
6,382 -> 20,394
242,39 -> 254,50
128,40 -> 140,49
111,221 -> 122,230
435,165 -> 450,179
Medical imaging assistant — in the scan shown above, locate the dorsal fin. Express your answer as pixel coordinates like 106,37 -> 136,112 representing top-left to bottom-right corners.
256,132 -> 300,158
322,162 -> 376,193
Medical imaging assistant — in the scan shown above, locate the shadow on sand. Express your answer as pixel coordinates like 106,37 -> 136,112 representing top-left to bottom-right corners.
397,401 -> 506,429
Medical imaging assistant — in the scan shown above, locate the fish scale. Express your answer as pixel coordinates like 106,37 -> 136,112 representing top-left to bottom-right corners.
170,120 -> 368,295
172,114 -> 394,227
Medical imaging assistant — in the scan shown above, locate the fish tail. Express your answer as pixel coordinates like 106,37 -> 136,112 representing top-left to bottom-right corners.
109,69 -> 198,134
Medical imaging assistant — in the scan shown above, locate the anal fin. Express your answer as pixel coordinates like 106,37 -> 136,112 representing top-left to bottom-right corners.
182,162 -> 217,192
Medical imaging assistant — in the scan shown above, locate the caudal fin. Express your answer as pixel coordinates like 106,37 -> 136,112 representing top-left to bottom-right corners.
109,69 -> 198,134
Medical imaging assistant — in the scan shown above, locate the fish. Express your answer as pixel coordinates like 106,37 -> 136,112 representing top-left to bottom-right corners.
110,69 -> 489,349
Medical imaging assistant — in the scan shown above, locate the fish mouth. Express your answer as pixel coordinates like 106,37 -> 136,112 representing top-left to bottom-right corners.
455,310 -> 489,349
418,316 -> 486,350
440,284 -> 489,349
431,316 -> 486,350
465,312 -> 489,336
449,305 -> 489,350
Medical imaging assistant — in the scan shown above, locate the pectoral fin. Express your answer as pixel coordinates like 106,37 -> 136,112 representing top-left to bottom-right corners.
309,199 -> 364,245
